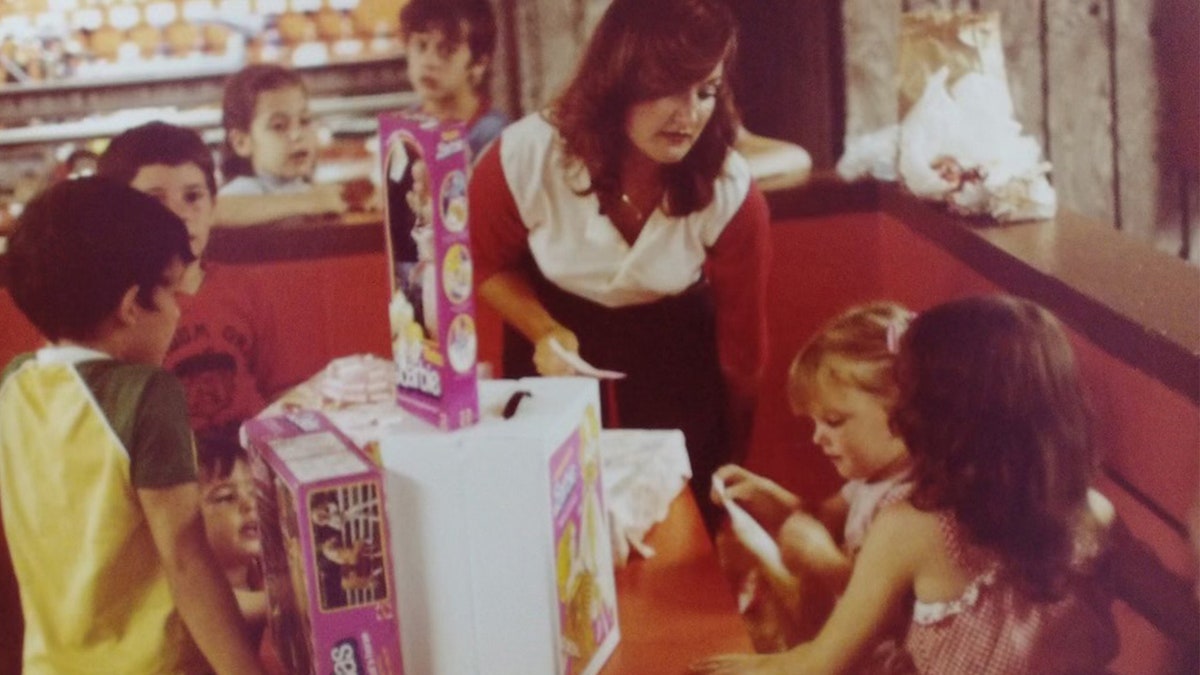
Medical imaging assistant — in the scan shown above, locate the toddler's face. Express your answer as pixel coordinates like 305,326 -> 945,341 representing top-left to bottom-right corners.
808,378 -> 907,482
200,457 -> 262,571
405,25 -> 484,109
231,84 -> 318,182
130,163 -> 215,257
624,62 -> 722,166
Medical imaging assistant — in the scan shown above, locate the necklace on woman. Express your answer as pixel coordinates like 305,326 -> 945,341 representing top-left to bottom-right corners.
618,192 -> 646,223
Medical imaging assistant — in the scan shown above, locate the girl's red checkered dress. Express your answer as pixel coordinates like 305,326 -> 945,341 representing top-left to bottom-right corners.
902,513 -> 1118,674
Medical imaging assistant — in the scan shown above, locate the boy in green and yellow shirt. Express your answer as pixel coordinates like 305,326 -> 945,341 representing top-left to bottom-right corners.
0,177 -> 264,674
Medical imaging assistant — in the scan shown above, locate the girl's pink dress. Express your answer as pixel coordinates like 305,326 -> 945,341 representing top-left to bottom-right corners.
902,513 -> 1118,674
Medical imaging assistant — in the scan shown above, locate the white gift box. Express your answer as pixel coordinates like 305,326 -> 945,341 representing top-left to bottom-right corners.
377,377 -> 620,675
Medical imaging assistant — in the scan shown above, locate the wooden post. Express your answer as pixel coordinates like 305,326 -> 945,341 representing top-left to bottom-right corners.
977,0 -> 1047,151
1045,0 -> 1116,226
1113,0 -> 1163,248
842,0 -> 901,136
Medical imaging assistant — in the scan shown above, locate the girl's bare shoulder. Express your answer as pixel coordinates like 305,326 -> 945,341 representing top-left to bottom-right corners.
875,500 -> 937,527
869,501 -> 944,548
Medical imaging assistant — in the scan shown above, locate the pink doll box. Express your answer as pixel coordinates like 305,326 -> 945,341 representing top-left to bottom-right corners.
242,411 -> 405,675
379,110 -> 479,430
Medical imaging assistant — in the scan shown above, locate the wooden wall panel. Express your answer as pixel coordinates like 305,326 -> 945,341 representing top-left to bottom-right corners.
1114,0 -> 1165,247
1045,0 -> 1116,225
500,0 -> 610,115
978,0 -> 1047,150
1153,0 -> 1200,263
842,0 -> 901,135
904,0 -> 976,10
836,0 -> 1194,262
491,0 -> 520,118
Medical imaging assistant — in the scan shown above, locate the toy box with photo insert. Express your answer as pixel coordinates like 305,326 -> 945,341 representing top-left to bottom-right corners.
380,110 -> 478,430
243,410 -> 405,675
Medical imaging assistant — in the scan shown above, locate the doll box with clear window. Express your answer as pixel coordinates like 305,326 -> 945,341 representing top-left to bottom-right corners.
379,110 -> 479,431
242,410 -> 405,675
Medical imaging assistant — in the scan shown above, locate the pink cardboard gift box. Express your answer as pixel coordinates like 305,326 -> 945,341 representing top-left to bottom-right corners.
243,410 -> 405,675
380,110 -> 479,430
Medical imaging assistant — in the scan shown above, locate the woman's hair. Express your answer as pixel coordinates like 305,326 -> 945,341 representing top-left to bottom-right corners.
787,302 -> 914,415
97,121 -> 217,196
892,295 -> 1098,599
551,0 -> 740,217
219,63 -> 306,180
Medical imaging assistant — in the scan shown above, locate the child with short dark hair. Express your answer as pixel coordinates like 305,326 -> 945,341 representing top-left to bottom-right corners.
216,63 -> 354,225
98,121 -> 269,442
196,434 -> 267,638
0,177 -> 264,674
399,0 -> 509,158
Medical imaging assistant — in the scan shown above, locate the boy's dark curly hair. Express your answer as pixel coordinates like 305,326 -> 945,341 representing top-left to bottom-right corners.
7,177 -> 194,342
98,121 -> 217,196
892,295 -> 1098,600
400,0 -> 497,93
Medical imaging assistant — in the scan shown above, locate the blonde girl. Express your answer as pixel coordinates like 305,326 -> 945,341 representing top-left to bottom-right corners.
712,301 -> 914,652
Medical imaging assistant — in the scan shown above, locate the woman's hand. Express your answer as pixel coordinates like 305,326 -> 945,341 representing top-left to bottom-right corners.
712,464 -> 802,531
532,325 -> 580,376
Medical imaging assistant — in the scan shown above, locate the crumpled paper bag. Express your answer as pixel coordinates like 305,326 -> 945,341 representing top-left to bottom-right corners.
838,11 -> 1056,222
899,67 -> 1056,220
897,10 -> 1008,119
599,429 -> 691,567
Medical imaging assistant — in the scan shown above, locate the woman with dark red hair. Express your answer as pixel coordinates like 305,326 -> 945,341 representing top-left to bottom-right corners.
469,0 -> 771,531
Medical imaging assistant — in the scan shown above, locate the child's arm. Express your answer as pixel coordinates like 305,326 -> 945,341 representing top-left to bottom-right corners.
215,185 -> 348,227
814,492 -> 851,543
777,510 -> 852,594
712,464 -> 803,533
139,483 -> 266,675
733,127 -> 812,192
691,504 -> 926,674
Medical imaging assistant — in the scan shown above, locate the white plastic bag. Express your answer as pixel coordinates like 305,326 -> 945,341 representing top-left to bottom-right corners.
899,68 -> 1056,220
836,10 -> 1057,222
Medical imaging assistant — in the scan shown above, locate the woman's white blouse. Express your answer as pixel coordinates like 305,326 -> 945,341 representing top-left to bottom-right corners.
497,114 -> 753,308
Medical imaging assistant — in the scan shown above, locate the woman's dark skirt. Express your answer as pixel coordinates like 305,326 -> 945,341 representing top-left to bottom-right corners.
502,273 -> 732,533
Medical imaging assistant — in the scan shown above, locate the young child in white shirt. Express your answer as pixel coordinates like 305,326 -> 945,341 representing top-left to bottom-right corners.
216,63 -> 354,225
